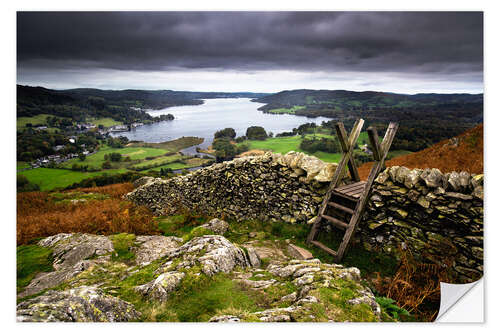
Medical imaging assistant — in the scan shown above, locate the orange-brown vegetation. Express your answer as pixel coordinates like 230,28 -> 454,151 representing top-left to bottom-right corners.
17,183 -> 158,245
358,124 -> 483,179
373,248 -> 453,321
67,183 -> 135,198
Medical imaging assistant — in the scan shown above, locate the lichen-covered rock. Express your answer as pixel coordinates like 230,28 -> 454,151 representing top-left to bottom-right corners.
166,235 -> 250,275
199,218 -> 229,235
420,168 -> 444,188
17,286 -> 140,322
134,235 -> 182,266
39,233 -> 114,270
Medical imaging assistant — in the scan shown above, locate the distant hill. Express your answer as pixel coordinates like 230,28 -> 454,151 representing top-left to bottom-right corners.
358,124 -> 483,179
253,89 -> 483,115
17,85 -> 269,120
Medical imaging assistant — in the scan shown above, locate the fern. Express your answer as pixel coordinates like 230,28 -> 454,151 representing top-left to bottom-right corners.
376,297 -> 410,321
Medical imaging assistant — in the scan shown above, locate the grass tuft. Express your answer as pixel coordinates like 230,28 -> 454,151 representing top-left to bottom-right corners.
17,245 -> 54,293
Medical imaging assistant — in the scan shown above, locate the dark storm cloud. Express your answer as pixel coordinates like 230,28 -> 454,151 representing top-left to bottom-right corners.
17,11 -> 483,74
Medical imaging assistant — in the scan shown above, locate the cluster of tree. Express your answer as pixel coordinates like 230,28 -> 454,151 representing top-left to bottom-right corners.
154,114 -> 175,122
72,164 -> 89,171
107,136 -> 129,148
212,138 -> 249,162
17,175 -> 40,192
246,126 -> 268,140
214,128 -> 237,139
104,152 -> 123,162
299,137 -> 341,154
295,123 -> 318,135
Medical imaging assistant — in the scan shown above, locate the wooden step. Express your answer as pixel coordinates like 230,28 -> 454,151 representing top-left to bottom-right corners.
331,191 -> 359,202
321,214 -> 349,229
327,201 -> 354,214
334,181 -> 367,199
310,240 -> 337,256
335,181 -> 366,192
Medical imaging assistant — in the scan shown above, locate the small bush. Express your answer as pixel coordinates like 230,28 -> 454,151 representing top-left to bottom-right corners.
102,161 -> 112,169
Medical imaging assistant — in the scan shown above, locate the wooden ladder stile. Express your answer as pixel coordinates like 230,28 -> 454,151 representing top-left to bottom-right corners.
307,120 -> 399,263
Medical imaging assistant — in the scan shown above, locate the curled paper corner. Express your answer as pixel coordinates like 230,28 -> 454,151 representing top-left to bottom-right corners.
435,278 -> 484,322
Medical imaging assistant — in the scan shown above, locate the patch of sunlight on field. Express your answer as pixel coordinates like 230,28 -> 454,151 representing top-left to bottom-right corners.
240,132 -> 368,164
88,117 -> 123,127
18,168 -> 129,191
62,145 -> 168,168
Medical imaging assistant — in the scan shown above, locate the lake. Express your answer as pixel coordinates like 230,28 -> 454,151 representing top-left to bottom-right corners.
112,98 -> 332,154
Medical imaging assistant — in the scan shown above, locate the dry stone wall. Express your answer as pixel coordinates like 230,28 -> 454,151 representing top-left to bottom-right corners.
126,152 -> 483,282
361,166 -> 483,283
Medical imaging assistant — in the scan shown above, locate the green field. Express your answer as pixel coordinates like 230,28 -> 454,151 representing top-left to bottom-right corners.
62,145 -> 169,169
146,158 -> 210,172
131,153 -> 187,169
18,168 -> 128,191
240,132 -> 370,164
126,136 -> 204,152
268,105 -> 306,114
88,117 -> 123,127
17,114 -> 52,130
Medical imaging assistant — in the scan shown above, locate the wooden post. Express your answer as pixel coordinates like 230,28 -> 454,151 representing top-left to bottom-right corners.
367,126 -> 381,161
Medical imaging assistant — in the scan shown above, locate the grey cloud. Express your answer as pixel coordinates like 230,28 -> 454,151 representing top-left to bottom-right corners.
17,11 -> 483,75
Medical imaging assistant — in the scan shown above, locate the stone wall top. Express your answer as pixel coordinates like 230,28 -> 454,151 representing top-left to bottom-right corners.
172,151 -> 338,185
375,166 -> 483,200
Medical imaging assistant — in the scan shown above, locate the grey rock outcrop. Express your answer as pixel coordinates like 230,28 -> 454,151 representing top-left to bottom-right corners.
136,235 -> 251,302
17,286 -> 140,322
19,233 -> 115,298
135,271 -> 185,302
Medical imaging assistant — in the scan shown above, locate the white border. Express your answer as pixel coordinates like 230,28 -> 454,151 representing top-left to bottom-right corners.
3,1 -> 497,332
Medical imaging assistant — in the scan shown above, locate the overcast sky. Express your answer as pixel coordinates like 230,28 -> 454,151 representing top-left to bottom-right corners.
17,11 -> 483,93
